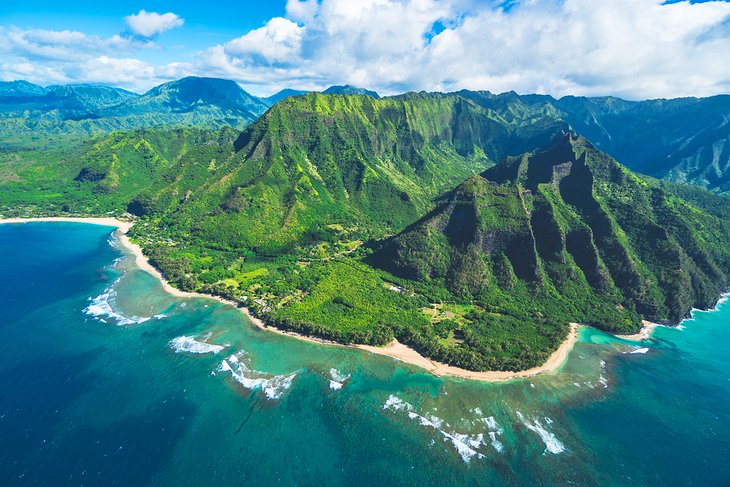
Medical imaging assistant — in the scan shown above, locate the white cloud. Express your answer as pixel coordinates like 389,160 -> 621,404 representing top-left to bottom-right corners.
79,56 -> 156,84
125,10 -> 184,38
197,0 -> 730,99
0,26 -> 173,91
3,1 -> 730,99
225,17 -> 304,65
0,26 -> 149,62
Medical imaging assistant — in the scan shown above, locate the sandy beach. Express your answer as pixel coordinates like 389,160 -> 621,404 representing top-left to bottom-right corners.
1,216 -> 581,382
0,217 -> 134,233
615,320 -> 657,341
358,323 -> 580,382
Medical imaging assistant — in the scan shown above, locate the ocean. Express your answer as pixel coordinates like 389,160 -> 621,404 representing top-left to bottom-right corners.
0,222 -> 729,486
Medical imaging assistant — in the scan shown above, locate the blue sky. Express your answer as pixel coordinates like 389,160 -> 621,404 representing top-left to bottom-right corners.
1,1 -> 286,65
1,0 -> 730,99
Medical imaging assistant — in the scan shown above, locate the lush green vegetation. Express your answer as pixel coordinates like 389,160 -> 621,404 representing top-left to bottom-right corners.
0,77 -> 270,151
1,90 -> 729,372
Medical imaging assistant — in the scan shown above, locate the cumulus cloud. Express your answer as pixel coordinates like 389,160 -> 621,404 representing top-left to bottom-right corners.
0,26 -> 149,62
224,17 -> 305,65
196,0 -> 730,99
125,10 -> 184,38
0,25 -> 178,91
3,0 -> 730,98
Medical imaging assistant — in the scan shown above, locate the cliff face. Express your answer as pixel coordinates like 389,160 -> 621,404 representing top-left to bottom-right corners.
381,134 -> 730,329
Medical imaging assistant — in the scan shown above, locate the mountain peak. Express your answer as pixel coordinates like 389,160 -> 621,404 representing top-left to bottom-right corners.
0,80 -> 49,98
322,84 -> 380,98
262,88 -> 308,106
114,76 -> 269,119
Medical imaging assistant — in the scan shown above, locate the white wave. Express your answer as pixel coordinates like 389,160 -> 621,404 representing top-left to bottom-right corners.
630,347 -> 650,354
488,432 -> 504,452
218,353 -> 296,400
478,416 -> 505,452
383,395 -> 413,412
169,336 -> 226,354
516,411 -> 565,454
598,374 -> 609,388
328,368 -> 350,390
84,286 -> 152,326
472,407 -> 483,416
479,416 -> 503,434
384,396 -> 487,462
407,411 -> 484,462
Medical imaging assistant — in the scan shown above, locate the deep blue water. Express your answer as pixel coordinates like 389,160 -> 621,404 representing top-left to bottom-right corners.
0,222 -> 729,486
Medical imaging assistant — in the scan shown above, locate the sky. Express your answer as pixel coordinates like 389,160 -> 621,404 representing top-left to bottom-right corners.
1,0 -> 730,99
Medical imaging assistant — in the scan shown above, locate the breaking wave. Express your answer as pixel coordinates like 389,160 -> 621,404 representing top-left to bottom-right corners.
516,411 -> 565,454
84,286 -> 153,326
218,353 -> 296,400
384,396 -> 501,462
630,347 -> 650,354
328,368 -> 350,390
169,335 -> 226,354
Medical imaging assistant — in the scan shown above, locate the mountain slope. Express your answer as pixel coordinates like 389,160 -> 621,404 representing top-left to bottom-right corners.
2,96 -> 729,371
108,77 -> 268,120
457,90 -> 730,195
322,85 -> 380,98
261,89 -> 308,106
0,80 -> 49,99
3,78 -> 729,194
378,134 -> 730,331
0,77 -> 268,149
0,126 -> 239,215
131,92 -> 568,253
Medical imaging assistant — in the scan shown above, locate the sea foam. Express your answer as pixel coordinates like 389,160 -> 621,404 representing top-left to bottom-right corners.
630,347 -> 650,354
516,411 -> 565,454
384,396 -> 488,462
329,368 -> 350,390
169,335 -> 226,354
84,286 -> 152,326
218,353 -> 296,400
477,416 -> 505,452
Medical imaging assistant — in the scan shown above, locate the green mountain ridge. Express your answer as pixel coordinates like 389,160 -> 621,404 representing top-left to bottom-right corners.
1,91 -> 729,372
0,77 -> 269,149
453,90 -> 730,194
378,134 -> 729,329
126,92 -> 568,253
3,77 -> 730,196
322,85 -> 380,98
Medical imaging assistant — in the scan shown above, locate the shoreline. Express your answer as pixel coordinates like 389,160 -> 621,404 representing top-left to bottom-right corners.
1,216 -> 580,382
615,320 -> 658,341
356,323 -> 581,382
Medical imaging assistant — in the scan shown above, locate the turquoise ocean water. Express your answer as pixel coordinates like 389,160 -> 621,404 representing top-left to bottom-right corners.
0,222 -> 729,486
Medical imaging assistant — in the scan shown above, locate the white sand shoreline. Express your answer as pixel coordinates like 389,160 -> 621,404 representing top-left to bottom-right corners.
1,216 -> 581,382
615,320 -> 658,341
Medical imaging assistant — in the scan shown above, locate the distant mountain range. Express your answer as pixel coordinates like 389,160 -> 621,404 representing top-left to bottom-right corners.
1,77 -> 730,196
322,85 -> 380,98
0,77 -> 380,149
0,77 -> 381,124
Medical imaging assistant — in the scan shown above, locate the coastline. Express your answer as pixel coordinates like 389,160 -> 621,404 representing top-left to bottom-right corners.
0,216 -> 580,382
0,217 -> 134,233
615,320 -> 658,341
356,323 -> 580,382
